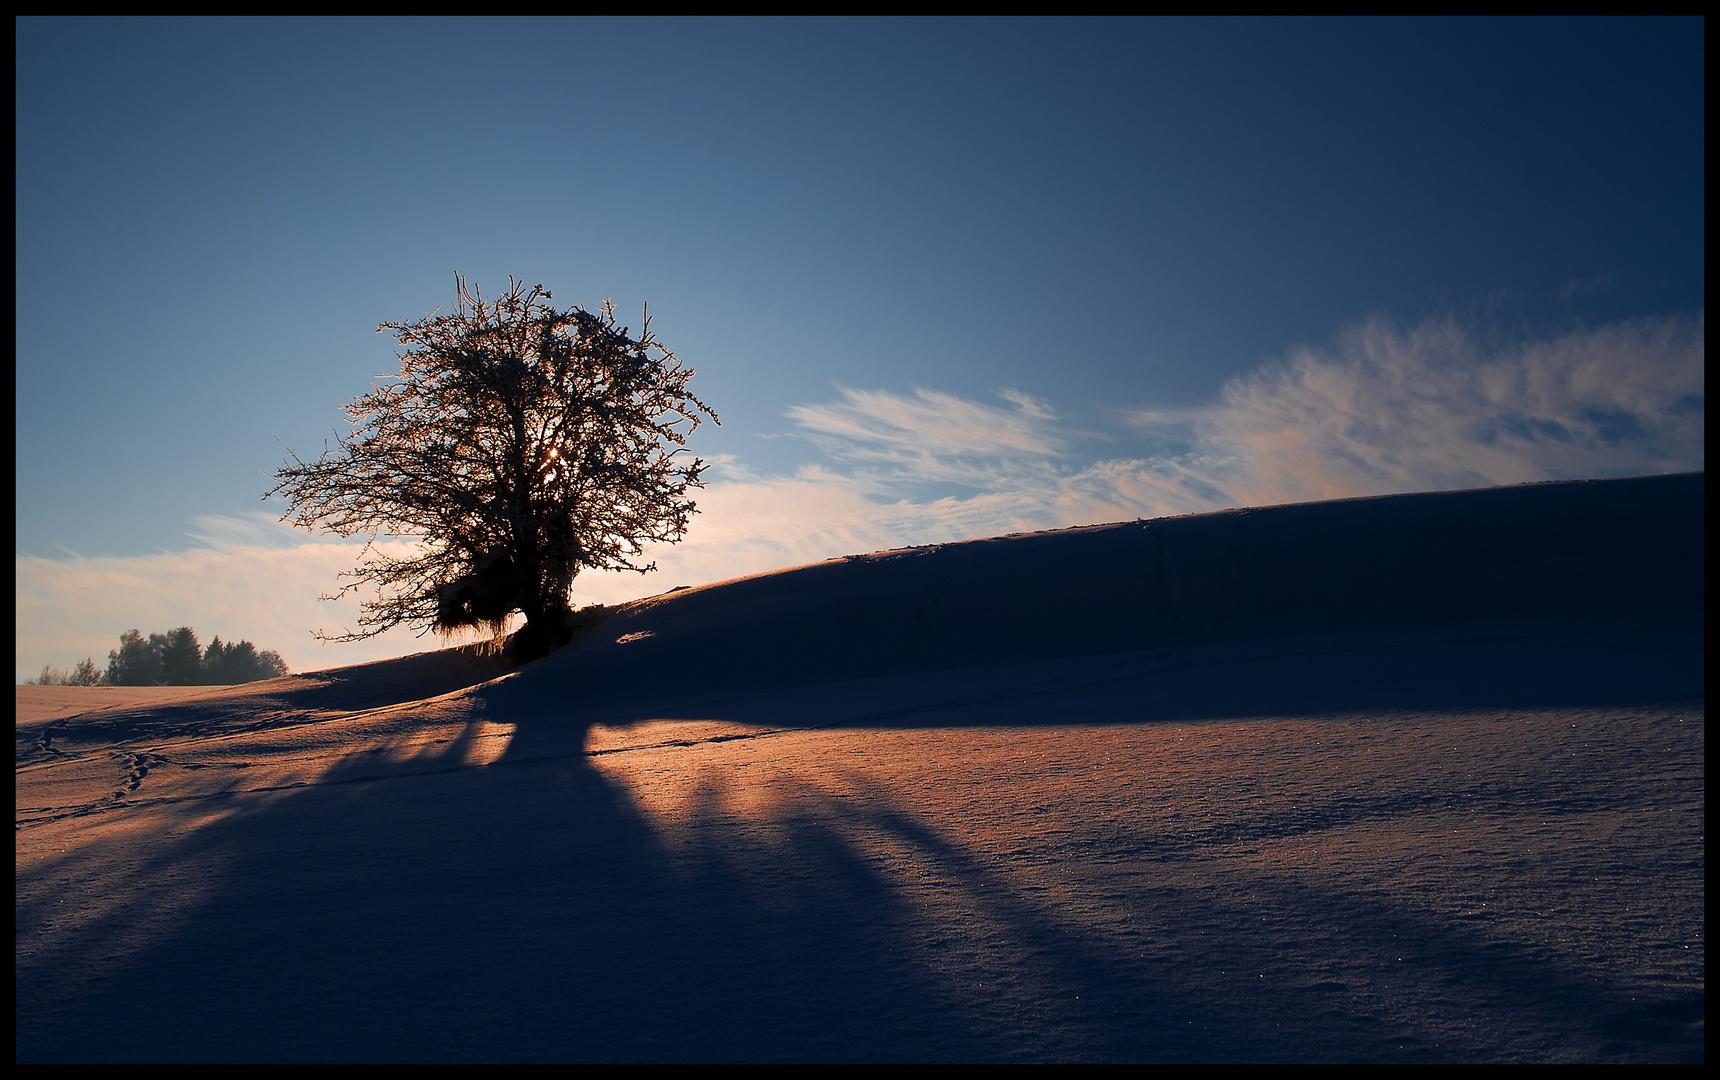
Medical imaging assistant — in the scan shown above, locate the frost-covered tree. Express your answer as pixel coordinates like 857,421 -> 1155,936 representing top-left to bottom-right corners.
268,277 -> 717,659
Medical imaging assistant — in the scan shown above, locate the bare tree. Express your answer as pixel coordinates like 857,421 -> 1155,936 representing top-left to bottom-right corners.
68,658 -> 106,686
268,277 -> 717,659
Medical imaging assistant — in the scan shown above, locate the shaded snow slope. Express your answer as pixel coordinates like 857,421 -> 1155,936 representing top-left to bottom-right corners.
486,472 -> 1703,712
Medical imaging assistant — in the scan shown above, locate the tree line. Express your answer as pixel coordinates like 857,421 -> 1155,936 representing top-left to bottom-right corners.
27,627 -> 289,686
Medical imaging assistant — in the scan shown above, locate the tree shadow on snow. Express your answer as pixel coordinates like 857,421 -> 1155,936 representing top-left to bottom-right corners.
17,695 -> 1703,1062
15,610 -> 1704,1062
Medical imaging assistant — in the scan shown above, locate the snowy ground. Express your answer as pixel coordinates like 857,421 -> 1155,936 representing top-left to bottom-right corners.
15,476 -> 1705,1061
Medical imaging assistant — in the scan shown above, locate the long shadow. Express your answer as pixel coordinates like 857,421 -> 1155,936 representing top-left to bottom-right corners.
749,766 -> 1705,1062
16,611 -> 1705,1057
17,672 -> 1704,1061
17,712 -> 1002,1061
476,612 -> 1705,739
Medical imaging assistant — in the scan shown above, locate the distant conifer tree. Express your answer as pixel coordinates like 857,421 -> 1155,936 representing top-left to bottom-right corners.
201,635 -> 231,684
160,627 -> 203,685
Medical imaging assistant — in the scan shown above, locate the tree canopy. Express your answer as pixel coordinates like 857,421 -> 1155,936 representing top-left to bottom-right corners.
269,277 -> 717,658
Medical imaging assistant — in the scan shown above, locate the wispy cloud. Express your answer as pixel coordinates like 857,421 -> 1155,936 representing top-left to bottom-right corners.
182,510 -> 352,551
784,386 -> 1066,492
1169,313 -> 1705,506
16,314 -> 1703,680
772,313 -> 1704,520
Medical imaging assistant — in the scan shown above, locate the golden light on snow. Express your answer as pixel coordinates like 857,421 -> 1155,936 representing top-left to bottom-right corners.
15,473 -> 1705,1060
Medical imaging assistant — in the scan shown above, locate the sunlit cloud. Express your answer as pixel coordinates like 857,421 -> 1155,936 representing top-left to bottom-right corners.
15,522 -> 449,682
1165,313 -> 1706,506
16,314 -> 1703,680
784,386 -> 1066,493
770,312 -> 1704,520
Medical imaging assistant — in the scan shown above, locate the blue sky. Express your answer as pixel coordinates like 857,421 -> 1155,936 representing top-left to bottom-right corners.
15,18 -> 1705,678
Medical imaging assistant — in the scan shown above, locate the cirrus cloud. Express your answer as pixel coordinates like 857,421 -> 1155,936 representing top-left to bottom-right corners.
1171,313 -> 1705,506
